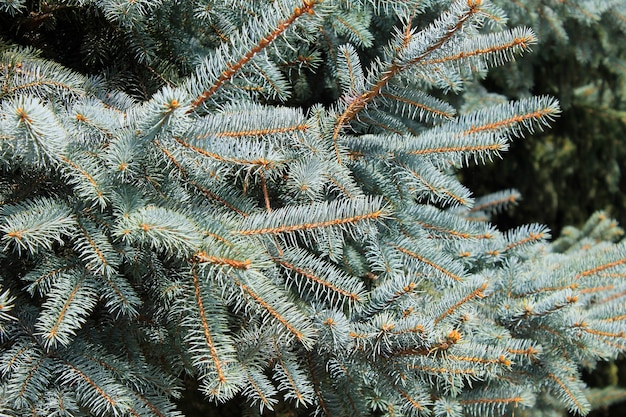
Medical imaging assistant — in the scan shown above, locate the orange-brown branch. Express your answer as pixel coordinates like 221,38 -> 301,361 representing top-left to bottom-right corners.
447,354 -> 511,366
306,352 -> 332,417
47,281 -> 82,340
420,35 -> 534,67
67,365 -> 118,409
191,180 -> 250,217
60,156 -> 104,199
8,80 -> 82,96
76,222 -> 109,272
459,108 -> 554,137
394,245 -> 464,282
5,345 -> 30,371
274,347 -> 307,404
28,266 -> 73,290
155,141 -> 186,176
211,124 -> 310,138
397,161 -> 469,206
398,388 -> 424,412
434,282 -> 487,324
408,143 -> 504,156
469,193 -> 519,213
548,372 -> 586,412
238,210 -> 384,236
380,92 -> 455,119
412,364 -> 477,375
459,396 -> 523,406
192,268 -> 227,382
505,231 -> 547,251
234,277 -> 306,342
276,258 -> 361,301
157,141 -> 252,217
604,314 -> 626,322
194,251 -> 251,270
574,258 -> 626,280
134,392 -> 166,417
507,346 -> 540,358
18,357 -> 45,400
260,171 -> 272,212
514,283 -> 578,298
174,137 -> 274,167
189,0 -> 320,111
414,220 -> 493,239
574,321 -> 625,339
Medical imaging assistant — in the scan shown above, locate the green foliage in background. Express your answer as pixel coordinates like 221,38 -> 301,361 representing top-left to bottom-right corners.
0,1 -> 626,416
462,0 -> 626,234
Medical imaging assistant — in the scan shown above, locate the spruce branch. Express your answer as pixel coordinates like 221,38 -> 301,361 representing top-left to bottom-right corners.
35,274 -> 98,350
546,370 -> 591,415
184,266 -> 243,402
154,139 -> 253,217
189,0 -> 323,111
468,189 -> 522,216
272,346 -> 315,407
332,0 -> 484,161
60,360 -> 134,417
235,197 -> 387,237
0,197 -> 75,256
231,270 -> 317,350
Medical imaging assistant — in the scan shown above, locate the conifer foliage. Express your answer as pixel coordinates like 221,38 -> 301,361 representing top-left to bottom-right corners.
0,1 -> 625,416
463,0 -> 626,235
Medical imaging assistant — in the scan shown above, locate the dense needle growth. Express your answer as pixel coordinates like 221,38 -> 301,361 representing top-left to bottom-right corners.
0,1 -> 625,416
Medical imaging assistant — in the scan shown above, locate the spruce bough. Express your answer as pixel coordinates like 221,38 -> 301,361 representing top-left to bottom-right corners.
0,1 -> 625,416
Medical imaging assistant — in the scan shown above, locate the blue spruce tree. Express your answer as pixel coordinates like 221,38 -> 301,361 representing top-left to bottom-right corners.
0,1 -> 625,416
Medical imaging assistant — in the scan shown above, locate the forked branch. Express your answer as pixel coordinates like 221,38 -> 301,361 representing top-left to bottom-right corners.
332,1 -> 483,162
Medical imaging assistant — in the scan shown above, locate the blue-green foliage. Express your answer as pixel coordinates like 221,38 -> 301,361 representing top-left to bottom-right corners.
493,0 -> 626,106
0,1 -> 625,416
